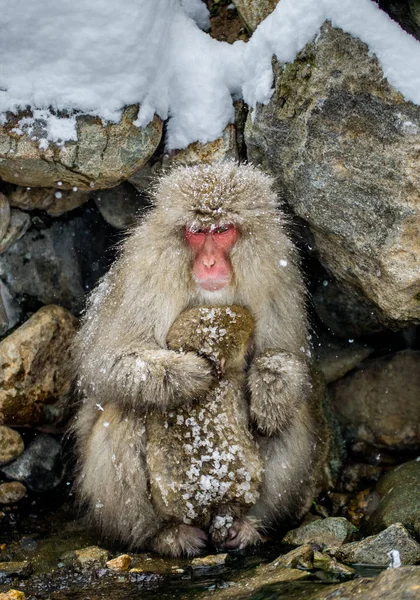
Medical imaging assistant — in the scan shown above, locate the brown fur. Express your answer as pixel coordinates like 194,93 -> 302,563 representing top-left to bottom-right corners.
72,162 -> 331,556
147,305 -> 263,548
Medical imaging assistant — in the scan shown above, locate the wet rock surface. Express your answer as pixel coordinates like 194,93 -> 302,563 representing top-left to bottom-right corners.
368,460 -> 420,538
0,106 -> 163,190
1,434 -> 64,492
329,350 -> 420,453
9,187 -> 90,217
335,523 -> 420,566
0,305 -> 77,427
93,182 -> 150,230
0,203 -> 115,314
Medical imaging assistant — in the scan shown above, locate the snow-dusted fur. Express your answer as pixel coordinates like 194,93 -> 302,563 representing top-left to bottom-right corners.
72,162 -> 330,555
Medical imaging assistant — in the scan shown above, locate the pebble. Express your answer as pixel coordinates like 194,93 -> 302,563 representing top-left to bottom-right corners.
74,546 -> 110,567
0,427 -> 24,467
106,554 -> 132,571
0,482 -> 26,504
0,591 -> 26,600
191,554 -> 229,568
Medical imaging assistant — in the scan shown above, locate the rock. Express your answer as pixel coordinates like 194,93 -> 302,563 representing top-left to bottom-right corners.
368,460 -> 420,539
0,281 -> 21,337
0,106 -> 163,190
338,462 -> 384,493
273,545 -> 314,569
313,551 -> 355,578
313,279 -> 386,338
0,591 -> 26,600
74,546 -> 110,567
336,523 -> 420,566
0,305 -> 77,427
0,210 -> 31,255
0,426 -> 24,466
0,482 -> 26,504
106,554 -> 132,571
314,335 -> 373,384
378,0 -> 420,41
0,561 -> 32,580
200,566 -> 309,600
128,160 -> 160,194
0,203 -> 113,314
310,566 -> 420,600
164,124 -> 238,167
93,182 -> 150,229
246,23 -> 420,325
0,193 -> 10,240
233,0 -> 278,31
329,351 -> 420,453
9,186 -> 90,216
282,517 -> 357,548
1,434 -> 64,492
191,554 -> 228,568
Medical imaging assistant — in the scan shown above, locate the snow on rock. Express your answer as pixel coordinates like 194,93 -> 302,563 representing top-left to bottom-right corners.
0,0 -> 420,153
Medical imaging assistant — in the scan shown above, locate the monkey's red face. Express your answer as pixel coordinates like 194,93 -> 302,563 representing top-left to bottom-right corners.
185,224 -> 238,292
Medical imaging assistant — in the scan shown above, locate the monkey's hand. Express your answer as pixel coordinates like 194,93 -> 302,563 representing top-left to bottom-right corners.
109,349 -> 216,412
248,352 -> 310,436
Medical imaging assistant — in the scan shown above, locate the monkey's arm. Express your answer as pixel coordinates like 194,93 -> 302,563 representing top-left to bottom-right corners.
77,346 -> 215,413
247,351 -> 310,436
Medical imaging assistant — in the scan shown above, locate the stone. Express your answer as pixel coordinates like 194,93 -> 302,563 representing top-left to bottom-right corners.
0,591 -> 26,600
106,554 -> 132,571
74,546 -> 110,567
379,0 -> 420,41
93,182 -> 150,230
314,334 -> 373,384
0,193 -> 10,240
246,23 -> 420,325
313,279 -> 386,338
0,561 -> 32,580
0,210 -> 31,255
282,517 -> 357,548
313,551 -> 355,578
0,426 -> 24,466
0,281 -> 21,337
233,0 -> 278,31
191,554 -> 228,568
329,351 -> 420,453
0,106 -> 163,190
9,186 -> 90,216
163,124 -> 238,167
310,566 -> 420,600
1,434 -> 64,492
0,203 -> 113,314
336,523 -> 420,566
0,482 -> 26,504
0,305 -> 77,427
272,545 -> 314,569
338,462 -> 384,493
368,460 -> 420,539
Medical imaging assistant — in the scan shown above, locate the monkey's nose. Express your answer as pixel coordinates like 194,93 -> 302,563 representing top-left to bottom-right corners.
202,256 -> 216,268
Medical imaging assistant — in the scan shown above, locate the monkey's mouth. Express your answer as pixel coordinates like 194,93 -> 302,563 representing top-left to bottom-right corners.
194,276 -> 231,291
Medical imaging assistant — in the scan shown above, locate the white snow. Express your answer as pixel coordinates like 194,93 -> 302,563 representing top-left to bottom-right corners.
387,549 -> 402,568
1,0 -> 420,150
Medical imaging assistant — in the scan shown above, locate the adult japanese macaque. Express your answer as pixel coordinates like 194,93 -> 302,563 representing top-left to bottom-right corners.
73,162 -> 331,557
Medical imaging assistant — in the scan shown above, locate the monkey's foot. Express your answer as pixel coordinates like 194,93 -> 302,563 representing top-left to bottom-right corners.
149,523 -> 208,557
210,515 -> 262,551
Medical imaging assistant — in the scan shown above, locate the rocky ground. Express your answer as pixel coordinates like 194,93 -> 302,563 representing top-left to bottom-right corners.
0,1 -> 420,599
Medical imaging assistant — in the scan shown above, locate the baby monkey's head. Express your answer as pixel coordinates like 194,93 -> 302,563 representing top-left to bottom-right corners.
167,305 -> 254,376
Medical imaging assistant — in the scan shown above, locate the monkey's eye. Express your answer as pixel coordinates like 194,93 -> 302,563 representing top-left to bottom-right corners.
214,224 -> 234,234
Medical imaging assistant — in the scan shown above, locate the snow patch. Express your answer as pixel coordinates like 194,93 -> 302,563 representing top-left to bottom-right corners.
0,0 -> 419,150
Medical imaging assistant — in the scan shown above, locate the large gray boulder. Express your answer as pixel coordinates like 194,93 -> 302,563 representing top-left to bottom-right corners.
246,23 -> 420,327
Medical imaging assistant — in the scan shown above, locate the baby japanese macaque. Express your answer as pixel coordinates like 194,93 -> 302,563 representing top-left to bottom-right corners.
146,305 -> 263,550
